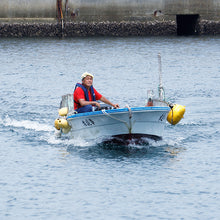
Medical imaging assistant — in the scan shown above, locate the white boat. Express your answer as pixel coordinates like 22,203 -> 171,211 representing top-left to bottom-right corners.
66,105 -> 170,141
54,94 -> 185,144
54,54 -> 185,143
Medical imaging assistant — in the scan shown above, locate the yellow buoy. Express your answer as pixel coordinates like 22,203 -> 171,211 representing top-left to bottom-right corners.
59,107 -> 68,116
54,119 -> 60,130
54,118 -> 71,133
59,118 -> 71,134
167,104 -> 185,125
57,118 -> 70,129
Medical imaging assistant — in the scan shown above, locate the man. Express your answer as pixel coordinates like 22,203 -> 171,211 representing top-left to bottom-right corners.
74,72 -> 119,113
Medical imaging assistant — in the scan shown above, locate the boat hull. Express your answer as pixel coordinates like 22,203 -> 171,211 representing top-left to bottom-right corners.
65,106 -> 170,142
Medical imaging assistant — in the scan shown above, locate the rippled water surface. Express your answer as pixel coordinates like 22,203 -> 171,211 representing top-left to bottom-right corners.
1,36 -> 220,219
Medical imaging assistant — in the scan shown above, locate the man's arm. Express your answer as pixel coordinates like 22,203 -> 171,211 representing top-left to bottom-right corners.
100,96 -> 119,109
78,99 -> 101,109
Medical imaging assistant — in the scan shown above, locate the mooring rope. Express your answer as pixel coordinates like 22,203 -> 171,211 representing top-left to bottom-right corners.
101,105 -> 133,130
101,109 -> 128,124
125,104 -> 132,119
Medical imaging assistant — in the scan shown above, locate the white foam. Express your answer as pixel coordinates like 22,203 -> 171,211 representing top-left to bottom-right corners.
44,131 -> 93,147
2,115 -> 54,132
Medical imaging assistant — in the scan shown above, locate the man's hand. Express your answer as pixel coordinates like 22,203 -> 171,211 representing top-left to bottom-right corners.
95,102 -> 101,109
113,104 -> 119,109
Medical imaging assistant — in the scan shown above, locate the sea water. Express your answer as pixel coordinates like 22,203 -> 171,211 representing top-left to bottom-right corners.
0,36 -> 220,219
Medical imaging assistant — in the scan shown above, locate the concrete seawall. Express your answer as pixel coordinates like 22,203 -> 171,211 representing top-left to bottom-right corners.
0,20 -> 219,37
1,0 -> 220,21
0,0 -> 220,37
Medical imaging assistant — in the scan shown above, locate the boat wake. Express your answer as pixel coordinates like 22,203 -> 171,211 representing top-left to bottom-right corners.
0,115 -> 185,158
1,115 -> 54,132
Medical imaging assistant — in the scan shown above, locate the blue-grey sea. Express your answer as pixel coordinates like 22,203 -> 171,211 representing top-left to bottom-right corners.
0,36 -> 220,219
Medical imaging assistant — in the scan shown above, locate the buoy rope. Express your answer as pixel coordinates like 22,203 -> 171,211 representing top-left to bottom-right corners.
171,107 -> 174,125
153,98 -> 173,107
153,98 -> 174,124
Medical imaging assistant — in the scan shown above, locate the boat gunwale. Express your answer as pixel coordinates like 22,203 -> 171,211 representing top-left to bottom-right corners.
66,106 -> 170,120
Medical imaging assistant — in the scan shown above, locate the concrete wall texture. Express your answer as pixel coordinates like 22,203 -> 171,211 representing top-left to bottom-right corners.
0,0 -> 56,19
0,0 -> 220,22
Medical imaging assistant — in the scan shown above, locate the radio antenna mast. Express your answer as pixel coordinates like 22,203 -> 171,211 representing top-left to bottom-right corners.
158,53 -> 165,101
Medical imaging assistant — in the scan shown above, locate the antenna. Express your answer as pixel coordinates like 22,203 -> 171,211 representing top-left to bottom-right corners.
158,53 -> 165,101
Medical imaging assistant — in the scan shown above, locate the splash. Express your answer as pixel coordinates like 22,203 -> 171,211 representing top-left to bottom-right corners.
1,115 -> 54,132
48,133 -> 184,149
0,115 -> 185,151
46,133 -> 93,147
